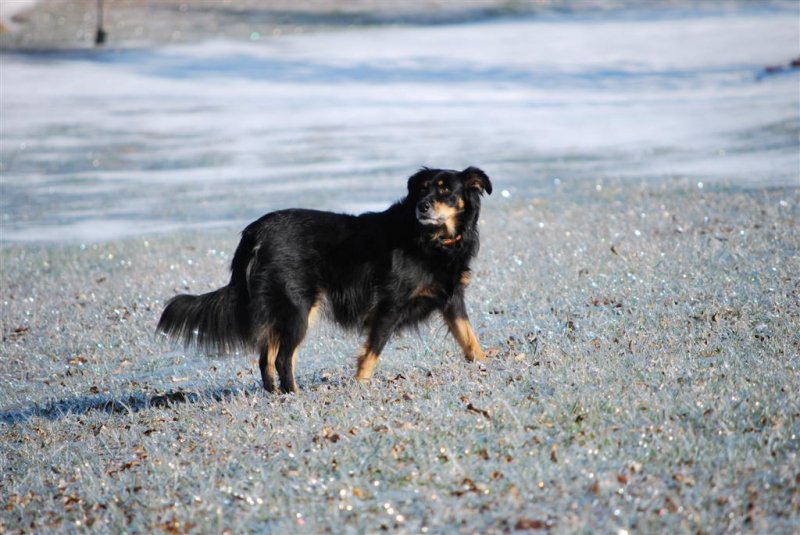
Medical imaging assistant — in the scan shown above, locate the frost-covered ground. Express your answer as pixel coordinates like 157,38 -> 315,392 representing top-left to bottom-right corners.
1,180 -> 798,532
1,1 -> 799,533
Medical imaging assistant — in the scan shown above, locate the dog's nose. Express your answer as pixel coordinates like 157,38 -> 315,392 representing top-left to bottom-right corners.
418,201 -> 431,213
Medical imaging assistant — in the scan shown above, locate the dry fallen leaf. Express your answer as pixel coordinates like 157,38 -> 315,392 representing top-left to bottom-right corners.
321,427 -> 340,443
514,517 -> 551,530
466,402 -> 491,419
8,326 -> 30,340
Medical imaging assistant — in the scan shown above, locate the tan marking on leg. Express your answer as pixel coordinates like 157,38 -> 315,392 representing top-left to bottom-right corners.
446,317 -> 486,362
286,346 -> 300,393
258,329 -> 280,392
307,300 -> 321,327
356,346 -> 380,381
460,271 -> 472,287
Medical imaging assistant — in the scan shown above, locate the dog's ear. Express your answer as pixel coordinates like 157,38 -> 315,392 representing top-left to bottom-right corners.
461,167 -> 492,195
407,167 -> 436,196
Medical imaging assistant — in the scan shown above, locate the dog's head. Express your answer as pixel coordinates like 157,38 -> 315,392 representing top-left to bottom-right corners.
406,167 -> 492,239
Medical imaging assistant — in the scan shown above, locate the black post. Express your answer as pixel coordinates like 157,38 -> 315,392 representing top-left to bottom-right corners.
95,0 -> 107,45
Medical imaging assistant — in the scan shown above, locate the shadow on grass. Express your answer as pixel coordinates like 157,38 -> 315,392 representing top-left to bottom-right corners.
0,383 -> 264,425
0,370 -> 350,425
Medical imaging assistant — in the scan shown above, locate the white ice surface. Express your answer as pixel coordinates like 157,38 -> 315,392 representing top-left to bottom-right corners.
1,6 -> 798,242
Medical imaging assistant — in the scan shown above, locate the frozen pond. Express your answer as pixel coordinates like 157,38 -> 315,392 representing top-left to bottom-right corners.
1,4 -> 798,242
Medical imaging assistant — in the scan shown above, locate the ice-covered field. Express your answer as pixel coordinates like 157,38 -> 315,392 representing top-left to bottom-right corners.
2,181 -> 798,532
1,3 -> 797,242
1,2 -> 799,533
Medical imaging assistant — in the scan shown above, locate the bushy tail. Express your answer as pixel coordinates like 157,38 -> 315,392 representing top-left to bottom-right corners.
157,285 -> 251,354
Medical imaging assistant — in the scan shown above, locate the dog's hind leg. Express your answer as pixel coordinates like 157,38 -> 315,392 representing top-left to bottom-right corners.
274,306 -> 312,394
258,330 -> 280,393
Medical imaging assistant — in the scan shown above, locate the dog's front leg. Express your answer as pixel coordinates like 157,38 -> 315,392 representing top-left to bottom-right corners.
356,305 -> 400,382
443,295 -> 486,362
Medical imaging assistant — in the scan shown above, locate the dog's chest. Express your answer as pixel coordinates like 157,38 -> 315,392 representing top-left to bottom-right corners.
389,250 -> 466,301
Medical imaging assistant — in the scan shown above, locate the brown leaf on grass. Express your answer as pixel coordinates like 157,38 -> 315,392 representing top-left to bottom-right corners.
7,326 -> 29,340
453,478 -> 491,497
68,355 -> 87,366
466,402 -> 491,419
514,517 -> 551,530
107,459 -> 141,477
391,444 -> 405,458
663,496 -> 679,514
313,427 -> 340,443
158,518 -> 195,535
452,478 -> 481,497
590,297 -> 623,307
549,444 -> 558,463
617,474 -> 628,485
393,420 -> 415,430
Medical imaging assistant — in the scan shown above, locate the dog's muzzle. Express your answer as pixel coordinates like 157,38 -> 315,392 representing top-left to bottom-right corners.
416,200 -> 440,225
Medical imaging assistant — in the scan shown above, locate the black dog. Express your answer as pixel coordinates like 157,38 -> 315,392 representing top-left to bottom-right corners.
157,166 -> 492,393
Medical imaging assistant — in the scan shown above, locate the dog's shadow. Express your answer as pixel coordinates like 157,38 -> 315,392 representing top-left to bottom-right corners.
0,372 -> 343,425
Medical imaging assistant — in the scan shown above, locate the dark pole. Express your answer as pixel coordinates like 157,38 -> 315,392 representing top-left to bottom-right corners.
95,0 -> 107,45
